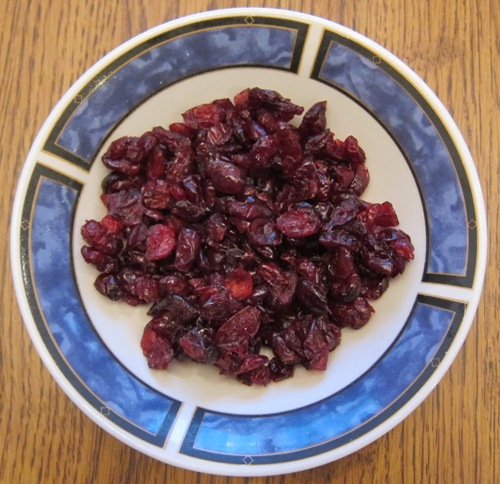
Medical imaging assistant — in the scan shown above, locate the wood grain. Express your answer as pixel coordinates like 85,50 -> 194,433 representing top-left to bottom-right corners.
1,0 -> 498,482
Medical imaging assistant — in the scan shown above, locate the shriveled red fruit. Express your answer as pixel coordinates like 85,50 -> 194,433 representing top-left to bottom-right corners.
101,136 -> 151,175
116,268 -> 159,304
158,274 -> 189,296
296,278 -> 329,314
327,248 -> 362,303
299,101 -> 327,137
145,224 -> 176,261
101,188 -> 144,226
330,297 -> 374,329
182,101 -> 227,129
248,218 -> 282,246
268,357 -> 294,382
94,273 -> 123,300
302,317 -> 341,370
81,219 -> 123,255
250,135 -> 278,169
81,246 -> 120,273
179,327 -> 219,364
199,286 -> 244,323
207,159 -> 246,195
141,323 -> 174,369
174,226 -> 201,272
215,306 -> 261,358
234,354 -> 269,375
142,179 -> 170,209
237,363 -> 272,386
224,268 -> 254,300
276,206 -> 321,238
274,125 -> 303,175
380,228 -> 415,260
100,214 -> 123,235
358,201 -> 399,230
343,135 -> 366,166
220,196 -> 272,220
247,88 -> 304,121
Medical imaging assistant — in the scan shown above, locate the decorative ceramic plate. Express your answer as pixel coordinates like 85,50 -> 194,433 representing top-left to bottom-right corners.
10,8 -> 487,477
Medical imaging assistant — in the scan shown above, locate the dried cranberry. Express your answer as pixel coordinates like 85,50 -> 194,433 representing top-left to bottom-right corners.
174,226 -> 201,272
291,158 -> 319,201
299,101 -> 327,138
319,228 -> 360,252
234,354 -> 269,375
145,224 -> 176,261
215,306 -> 261,357
101,188 -> 144,227
94,273 -> 123,300
379,227 -> 415,260
100,214 -> 123,235
158,274 -> 190,296
179,327 -> 219,364
297,279 -> 329,314
266,270 -> 298,312
330,297 -> 374,329
237,363 -> 271,386
102,136 -> 149,175
250,135 -> 278,169
141,322 -> 174,369
248,218 -> 282,246
224,268 -> 254,300
326,248 -> 362,302
274,125 -> 303,176
81,246 -> 120,273
247,88 -> 304,122
220,196 -> 272,220
360,275 -> 389,300
146,145 -> 167,180
302,318 -> 338,371
116,268 -> 159,304
276,206 -> 321,238
199,286 -> 244,323
268,357 -> 294,382
147,294 -> 198,322
142,179 -> 170,209
81,219 -> 123,255
207,159 -> 246,195
182,101 -> 227,129
360,201 -> 399,229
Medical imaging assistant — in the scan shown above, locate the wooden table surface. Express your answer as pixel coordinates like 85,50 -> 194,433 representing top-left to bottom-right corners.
1,1 -> 498,483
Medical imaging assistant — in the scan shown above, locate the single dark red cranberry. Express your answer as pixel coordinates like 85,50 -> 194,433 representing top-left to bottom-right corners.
145,224 -> 176,261
224,268 -> 254,300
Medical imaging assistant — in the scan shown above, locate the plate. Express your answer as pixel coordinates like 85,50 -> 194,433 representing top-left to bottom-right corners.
10,7 -> 487,476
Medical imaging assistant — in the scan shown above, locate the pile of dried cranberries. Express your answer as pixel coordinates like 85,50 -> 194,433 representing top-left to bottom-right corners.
81,88 -> 414,385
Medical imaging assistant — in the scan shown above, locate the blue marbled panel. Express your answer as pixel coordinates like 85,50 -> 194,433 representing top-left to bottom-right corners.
182,299 -> 459,462
317,42 -> 468,277
57,25 -> 298,163
30,173 -> 179,444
